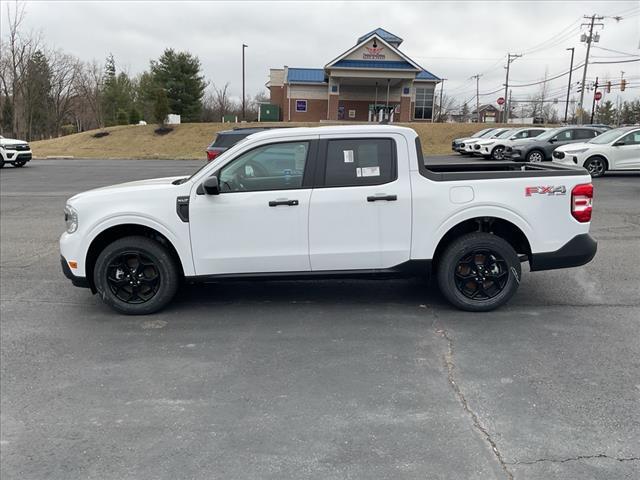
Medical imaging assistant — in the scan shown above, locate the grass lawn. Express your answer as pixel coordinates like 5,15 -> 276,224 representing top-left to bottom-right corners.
30,122 -> 531,160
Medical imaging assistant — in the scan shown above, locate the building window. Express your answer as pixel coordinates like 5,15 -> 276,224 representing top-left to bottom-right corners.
295,100 -> 307,112
414,85 -> 435,120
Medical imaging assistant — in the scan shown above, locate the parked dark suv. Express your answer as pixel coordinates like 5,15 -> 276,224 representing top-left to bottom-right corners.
206,127 -> 284,161
504,126 -> 605,162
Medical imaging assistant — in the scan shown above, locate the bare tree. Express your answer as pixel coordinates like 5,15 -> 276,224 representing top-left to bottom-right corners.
212,82 -> 233,120
49,49 -> 81,135
74,60 -> 104,129
0,1 -> 42,137
434,92 -> 456,122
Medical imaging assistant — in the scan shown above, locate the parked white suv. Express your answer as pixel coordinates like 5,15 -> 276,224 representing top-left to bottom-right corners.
460,128 -> 511,154
0,135 -> 32,168
552,127 -> 640,177
473,128 -> 548,160
61,125 -> 597,314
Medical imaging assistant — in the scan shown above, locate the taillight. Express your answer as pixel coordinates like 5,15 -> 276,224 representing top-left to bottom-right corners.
571,183 -> 593,223
206,150 -> 219,162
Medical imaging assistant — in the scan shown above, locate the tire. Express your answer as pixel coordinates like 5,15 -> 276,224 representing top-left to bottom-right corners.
437,232 -> 522,312
93,236 -> 179,315
526,150 -> 545,163
0,160 -> 5,168
12,160 -> 26,167
491,146 -> 505,161
584,156 -> 607,178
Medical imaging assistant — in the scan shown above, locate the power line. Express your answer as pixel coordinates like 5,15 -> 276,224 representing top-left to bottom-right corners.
592,46 -> 640,57
592,58 -> 640,64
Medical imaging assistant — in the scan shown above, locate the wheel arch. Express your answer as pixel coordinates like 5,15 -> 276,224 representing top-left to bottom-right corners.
431,216 -> 532,272
85,223 -> 186,292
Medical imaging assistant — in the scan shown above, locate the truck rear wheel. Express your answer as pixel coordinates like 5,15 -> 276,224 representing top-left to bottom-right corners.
93,236 -> 179,315
437,233 -> 521,312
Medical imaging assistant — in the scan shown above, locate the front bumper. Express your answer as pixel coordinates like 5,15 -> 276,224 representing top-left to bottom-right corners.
1,149 -> 32,162
529,234 -> 597,272
61,255 -> 91,289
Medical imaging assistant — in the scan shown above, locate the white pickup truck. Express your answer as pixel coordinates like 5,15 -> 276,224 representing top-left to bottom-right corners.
60,125 -> 597,314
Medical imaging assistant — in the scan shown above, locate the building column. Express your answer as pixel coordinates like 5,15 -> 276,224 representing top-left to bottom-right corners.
327,78 -> 339,121
399,81 -> 412,123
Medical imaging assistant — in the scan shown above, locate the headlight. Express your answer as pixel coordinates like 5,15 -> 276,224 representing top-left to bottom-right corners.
64,205 -> 78,233
565,148 -> 589,154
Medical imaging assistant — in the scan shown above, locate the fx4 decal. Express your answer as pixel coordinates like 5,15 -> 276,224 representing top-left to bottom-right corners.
525,186 -> 567,197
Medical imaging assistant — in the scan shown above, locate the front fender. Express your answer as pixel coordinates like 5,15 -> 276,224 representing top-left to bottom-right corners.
83,214 -> 195,276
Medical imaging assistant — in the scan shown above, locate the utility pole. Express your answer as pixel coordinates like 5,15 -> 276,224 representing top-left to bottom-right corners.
590,76 -> 599,123
508,89 -> 512,124
564,47 -> 575,123
242,44 -> 248,121
502,53 -> 521,123
471,74 -> 482,123
578,14 -> 604,124
438,78 -> 446,122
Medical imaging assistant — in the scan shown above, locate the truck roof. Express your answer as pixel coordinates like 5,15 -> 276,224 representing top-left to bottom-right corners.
243,124 -> 418,142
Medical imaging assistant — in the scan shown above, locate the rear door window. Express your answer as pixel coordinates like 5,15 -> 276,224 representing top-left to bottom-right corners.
555,130 -> 573,141
324,138 -> 396,187
575,129 -> 598,140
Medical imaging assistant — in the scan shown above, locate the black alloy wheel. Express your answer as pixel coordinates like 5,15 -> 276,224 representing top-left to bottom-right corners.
437,232 -> 521,311
94,236 -> 179,314
106,251 -> 161,304
454,250 -> 508,300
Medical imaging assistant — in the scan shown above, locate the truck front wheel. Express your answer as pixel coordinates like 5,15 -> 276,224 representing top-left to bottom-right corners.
93,236 -> 179,315
437,233 -> 521,312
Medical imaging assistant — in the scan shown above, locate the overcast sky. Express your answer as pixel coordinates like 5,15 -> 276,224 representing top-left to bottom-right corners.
3,1 -> 639,107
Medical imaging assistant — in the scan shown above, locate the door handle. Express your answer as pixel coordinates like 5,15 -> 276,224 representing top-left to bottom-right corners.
367,195 -> 397,202
268,199 -> 299,207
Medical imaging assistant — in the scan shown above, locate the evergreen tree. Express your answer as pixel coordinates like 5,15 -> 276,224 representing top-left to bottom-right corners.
129,106 -> 141,124
150,49 -> 206,122
24,50 -> 52,139
102,53 -> 117,125
596,100 -> 615,125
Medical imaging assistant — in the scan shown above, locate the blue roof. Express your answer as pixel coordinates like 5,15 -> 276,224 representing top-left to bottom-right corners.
332,59 -> 416,70
357,28 -> 403,45
416,69 -> 440,81
287,68 -> 326,83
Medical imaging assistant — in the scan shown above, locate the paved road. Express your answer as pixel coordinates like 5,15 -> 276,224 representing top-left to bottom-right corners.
1,159 -> 639,480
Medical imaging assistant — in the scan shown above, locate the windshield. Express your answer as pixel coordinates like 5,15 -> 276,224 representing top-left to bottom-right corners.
588,128 -> 628,144
495,129 -> 514,139
536,128 -> 562,141
471,128 -> 493,138
489,129 -> 509,138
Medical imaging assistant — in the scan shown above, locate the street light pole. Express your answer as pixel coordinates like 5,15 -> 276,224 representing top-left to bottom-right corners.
564,47 -> 575,123
242,44 -> 248,121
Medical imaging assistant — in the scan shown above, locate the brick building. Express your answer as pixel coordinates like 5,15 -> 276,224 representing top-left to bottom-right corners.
267,28 -> 441,123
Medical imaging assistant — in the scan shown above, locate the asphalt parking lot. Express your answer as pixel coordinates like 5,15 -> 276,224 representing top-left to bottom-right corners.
1,158 -> 639,480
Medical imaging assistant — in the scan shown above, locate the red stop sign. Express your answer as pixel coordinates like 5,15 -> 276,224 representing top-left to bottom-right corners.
497,97 -> 505,105
594,91 -> 602,101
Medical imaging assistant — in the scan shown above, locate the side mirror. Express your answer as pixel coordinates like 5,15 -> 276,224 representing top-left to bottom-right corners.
612,141 -> 625,147
202,176 -> 220,195
549,138 -> 556,143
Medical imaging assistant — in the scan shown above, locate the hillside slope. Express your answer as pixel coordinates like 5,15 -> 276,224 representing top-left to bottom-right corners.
30,122 -> 521,159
